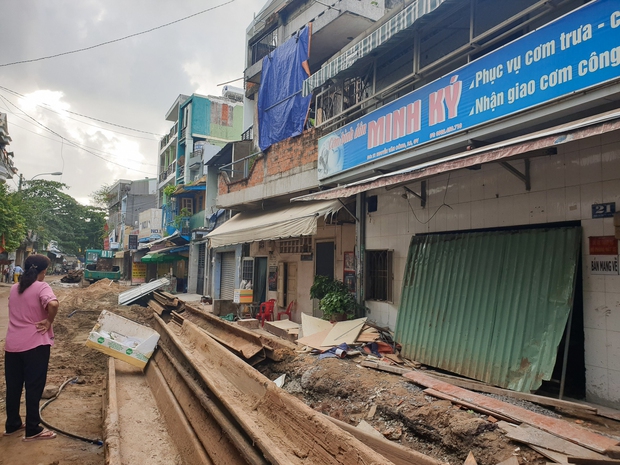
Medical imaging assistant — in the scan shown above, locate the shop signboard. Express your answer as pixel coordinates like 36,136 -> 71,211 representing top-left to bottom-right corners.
318,0 -> 620,179
128,234 -> 138,251
589,236 -> 619,275
132,262 -> 147,284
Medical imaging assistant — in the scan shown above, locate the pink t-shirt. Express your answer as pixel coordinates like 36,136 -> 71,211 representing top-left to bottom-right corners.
5,281 -> 57,352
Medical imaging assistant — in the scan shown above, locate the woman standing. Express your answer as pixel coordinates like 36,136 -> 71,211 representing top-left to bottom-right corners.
3,254 -> 59,441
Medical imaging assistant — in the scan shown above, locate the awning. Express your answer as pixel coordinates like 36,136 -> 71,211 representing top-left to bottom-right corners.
206,200 -> 344,248
293,108 -> 620,201
141,252 -> 187,263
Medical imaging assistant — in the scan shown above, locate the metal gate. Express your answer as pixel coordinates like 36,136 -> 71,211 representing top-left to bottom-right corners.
197,243 -> 206,295
220,251 -> 236,300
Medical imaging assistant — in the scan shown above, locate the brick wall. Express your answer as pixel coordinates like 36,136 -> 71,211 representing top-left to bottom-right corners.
218,128 -> 320,195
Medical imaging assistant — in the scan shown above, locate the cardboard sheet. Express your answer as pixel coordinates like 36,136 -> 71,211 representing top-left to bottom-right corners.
321,317 -> 367,347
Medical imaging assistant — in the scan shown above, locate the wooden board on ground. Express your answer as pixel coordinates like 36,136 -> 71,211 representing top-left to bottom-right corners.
567,458 -> 620,465
464,451 -> 477,465
356,420 -> 384,439
361,360 -> 412,376
300,312 -> 333,339
500,422 -> 606,459
403,371 -> 619,454
530,445 -> 570,463
426,389 -> 515,423
321,317 -> 367,347
297,328 -> 332,350
264,320 -> 300,342
326,415 -> 445,465
425,372 -> 597,414
147,299 -> 166,315
384,354 -> 404,364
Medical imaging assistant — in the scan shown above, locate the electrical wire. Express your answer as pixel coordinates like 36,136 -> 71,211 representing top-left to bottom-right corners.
0,0 -> 236,68
0,85 -> 162,138
0,94 -> 156,174
39,376 -> 103,445
406,173 -> 453,225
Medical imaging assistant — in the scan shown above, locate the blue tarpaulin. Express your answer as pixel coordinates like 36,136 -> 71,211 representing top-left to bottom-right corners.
258,25 -> 311,152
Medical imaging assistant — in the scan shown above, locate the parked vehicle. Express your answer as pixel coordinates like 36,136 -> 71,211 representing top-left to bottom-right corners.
83,249 -> 120,283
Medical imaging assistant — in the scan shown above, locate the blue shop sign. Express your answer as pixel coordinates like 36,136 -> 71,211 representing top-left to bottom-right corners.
318,0 -> 620,179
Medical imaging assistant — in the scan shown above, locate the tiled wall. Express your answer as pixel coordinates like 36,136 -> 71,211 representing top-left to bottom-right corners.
366,129 -> 620,407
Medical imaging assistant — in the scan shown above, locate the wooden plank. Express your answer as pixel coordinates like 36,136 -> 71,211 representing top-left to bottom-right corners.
464,451 -> 478,465
424,389 -> 516,423
384,354 -> 404,364
425,372 -> 597,414
361,360 -> 412,376
530,445 -> 570,463
264,320 -> 300,342
326,416 -> 445,465
147,299 -> 166,316
504,423 -> 606,459
567,459 -> 620,465
403,371 -> 619,454
321,317 -> 367,347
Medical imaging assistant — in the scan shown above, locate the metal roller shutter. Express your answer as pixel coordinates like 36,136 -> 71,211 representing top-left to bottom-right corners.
197,243 -> 206,295
220,252 -> 236,300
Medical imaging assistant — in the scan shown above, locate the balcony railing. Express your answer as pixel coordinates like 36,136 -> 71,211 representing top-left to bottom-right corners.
251,28 -> 278,65
241,126 -> 253,141
180,127 -> 187,141
158,161 -> 176,182
189,210 -> 206,231
159,123 -> 178,149
219,151 -> 259,182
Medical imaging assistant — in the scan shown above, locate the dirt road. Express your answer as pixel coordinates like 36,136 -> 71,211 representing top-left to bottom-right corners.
0,278 -> 147,465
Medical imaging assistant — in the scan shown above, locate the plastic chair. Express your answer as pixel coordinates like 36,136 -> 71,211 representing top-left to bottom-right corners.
278,300 -> 296,321
256,299 -> 276,327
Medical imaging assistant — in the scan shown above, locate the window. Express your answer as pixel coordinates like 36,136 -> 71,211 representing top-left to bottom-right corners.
278,237 -> 312,254
365,250 -> 393,302
241,257 -> 254,287
181,198 -> 193,215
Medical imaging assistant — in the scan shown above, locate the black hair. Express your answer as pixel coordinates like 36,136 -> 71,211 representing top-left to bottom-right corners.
18,254 -> 51,294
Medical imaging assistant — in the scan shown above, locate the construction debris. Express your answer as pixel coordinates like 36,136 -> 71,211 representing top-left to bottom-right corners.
61,269 -> 83,283
403,371 -> 619,454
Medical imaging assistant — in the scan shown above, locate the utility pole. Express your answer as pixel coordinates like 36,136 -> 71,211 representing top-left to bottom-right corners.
18,173 -> 23,191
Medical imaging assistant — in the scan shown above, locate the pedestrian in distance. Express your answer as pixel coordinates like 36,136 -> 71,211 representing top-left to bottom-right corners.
3,267 -> 8,283
3,254 -> 59,441
8,265 -> 14,284
13,264 -> 23,283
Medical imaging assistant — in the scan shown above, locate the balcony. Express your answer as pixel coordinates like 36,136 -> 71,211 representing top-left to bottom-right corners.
241,126 -> 253,142
251,28 -> 278,66
158,161 -> 177,183
189,210 -> 206,231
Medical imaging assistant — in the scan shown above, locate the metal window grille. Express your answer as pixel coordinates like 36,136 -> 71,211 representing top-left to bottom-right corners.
251,28 -> 278,65
242,257 -> 254,283
278,237 -> 312,254
365,250 -> 393,301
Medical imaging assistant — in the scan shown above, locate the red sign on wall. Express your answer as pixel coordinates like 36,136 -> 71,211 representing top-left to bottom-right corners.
589,236 -> 618,255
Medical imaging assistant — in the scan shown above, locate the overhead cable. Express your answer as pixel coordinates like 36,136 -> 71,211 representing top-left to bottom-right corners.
0,0 -> 236,68
0,85 -> 162,137
0,94 -> 155,175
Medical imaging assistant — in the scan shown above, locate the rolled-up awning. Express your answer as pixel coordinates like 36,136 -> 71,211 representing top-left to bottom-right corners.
206,200 -> 344,248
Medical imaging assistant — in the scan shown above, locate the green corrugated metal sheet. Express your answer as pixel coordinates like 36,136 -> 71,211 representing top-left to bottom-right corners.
395,227 -> 581,392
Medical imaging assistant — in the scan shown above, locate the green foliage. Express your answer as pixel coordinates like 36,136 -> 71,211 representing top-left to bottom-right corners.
163,184 -> 176,199
13,180 -> 106,255
0,183 -> 27,251
90,183 -> 113,208
173,207 -> 192,228
310,275 -> 363,321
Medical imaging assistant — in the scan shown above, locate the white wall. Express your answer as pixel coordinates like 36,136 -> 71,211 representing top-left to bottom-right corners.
366,130 -> 620,406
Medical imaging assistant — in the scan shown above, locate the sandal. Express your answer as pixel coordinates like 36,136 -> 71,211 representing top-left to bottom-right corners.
22,429 -> 57,442
3,423 -> 25,436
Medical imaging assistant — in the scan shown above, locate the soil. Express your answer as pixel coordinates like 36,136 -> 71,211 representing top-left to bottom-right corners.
1,279 -> 619,465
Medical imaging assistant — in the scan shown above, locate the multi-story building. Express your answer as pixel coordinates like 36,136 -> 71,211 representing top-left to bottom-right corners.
208,0 -> 620,409
0,113 -> 17,184
105,178 -> 157,278
155,89 -> 244,294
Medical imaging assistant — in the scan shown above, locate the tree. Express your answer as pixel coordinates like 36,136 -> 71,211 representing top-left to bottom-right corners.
12,180 -> 106,255
0,182 -> 26,251
90,183 -> 113,209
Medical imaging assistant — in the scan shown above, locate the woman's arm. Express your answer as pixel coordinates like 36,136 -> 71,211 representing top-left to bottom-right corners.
36,299 -> 59,333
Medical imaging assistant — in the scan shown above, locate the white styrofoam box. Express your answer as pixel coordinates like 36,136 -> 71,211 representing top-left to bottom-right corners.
85,310 -> 160,369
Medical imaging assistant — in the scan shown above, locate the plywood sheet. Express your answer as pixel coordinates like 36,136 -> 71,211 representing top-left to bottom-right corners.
296,328 -> 332,350
321,318 -> 367,347
300,312 -> 334,339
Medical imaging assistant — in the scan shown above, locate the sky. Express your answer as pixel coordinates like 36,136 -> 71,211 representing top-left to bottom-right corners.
0,0 -> 265,205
